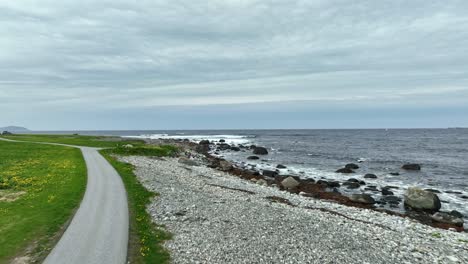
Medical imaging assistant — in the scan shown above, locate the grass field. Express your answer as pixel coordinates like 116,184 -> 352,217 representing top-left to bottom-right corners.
0,134 -> 145,148
0,140 -> 87,263
1,134 -> 178,263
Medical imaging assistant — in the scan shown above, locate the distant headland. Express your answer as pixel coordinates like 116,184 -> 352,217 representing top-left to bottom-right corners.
0,126 -> 30,132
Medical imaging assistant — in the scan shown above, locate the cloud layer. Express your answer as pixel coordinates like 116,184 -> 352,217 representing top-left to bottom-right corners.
1,0 -> 468,129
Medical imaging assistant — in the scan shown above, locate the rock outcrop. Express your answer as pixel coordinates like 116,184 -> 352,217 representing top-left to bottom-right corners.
404,187 -> 441,212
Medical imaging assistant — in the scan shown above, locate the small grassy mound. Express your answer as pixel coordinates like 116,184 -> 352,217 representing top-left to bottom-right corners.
101,150 -> 173,264
0,140 -> 87,262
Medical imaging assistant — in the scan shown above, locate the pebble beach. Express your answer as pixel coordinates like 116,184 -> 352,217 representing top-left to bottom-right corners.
120,155 -> 468,264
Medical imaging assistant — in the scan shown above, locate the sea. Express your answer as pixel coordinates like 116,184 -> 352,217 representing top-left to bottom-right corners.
32,129 -> 468,225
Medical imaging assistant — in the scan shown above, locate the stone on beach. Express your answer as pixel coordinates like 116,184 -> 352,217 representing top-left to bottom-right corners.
336,168 -> 354,173
350,194 -> 375,204
326,181 -> 340,188
219,160 -> 233,171
199,140 -> 210,145
402,163 -> 421,171
345,163 -> 360,170
342,182 -> 360,189
381,195 -> 401,204
364,173 -> 377,179
281,177 -> 299,190
253,146 -> 269,155
404,187 -> 441,212
381,188 -> 394,196
431,212 -> 464,227
256,179 -> 268,186
262,170 -> 278,177
178,157 -> 199,166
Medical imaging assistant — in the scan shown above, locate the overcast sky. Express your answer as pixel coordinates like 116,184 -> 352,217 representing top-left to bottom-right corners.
1,0 -> 468,130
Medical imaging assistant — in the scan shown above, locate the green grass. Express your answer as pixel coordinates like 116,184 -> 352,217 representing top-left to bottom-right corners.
0,134 -> 145,148
431,232 -> 442,238
108,145 -> 178,157
1,134 -> 177,263
0,140 -> 87,263
101,149 -> 173,264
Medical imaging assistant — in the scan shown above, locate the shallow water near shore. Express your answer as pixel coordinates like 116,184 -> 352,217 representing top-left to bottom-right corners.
31,128 -> 468,226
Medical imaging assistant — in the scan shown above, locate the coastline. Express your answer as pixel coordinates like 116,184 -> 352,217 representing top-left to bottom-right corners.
142,138 -> 466,232
118,152 -> 468,263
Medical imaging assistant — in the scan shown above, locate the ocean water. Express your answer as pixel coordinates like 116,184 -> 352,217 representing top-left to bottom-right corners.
34,129 -> 468,224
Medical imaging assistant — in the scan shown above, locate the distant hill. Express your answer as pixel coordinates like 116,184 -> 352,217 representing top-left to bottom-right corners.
0,126 -> 30,132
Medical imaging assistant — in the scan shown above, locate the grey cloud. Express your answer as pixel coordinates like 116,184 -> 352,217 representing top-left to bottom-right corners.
1,0 -> 468,129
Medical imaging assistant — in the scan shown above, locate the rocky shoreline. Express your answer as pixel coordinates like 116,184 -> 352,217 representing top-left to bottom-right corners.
145,138 -> 466,232
119,151 -> 468,263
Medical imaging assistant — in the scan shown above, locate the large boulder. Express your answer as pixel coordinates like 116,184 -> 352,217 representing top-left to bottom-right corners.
404,187 -> 441,212
336,168 -> 354,174
276,164 -> 287,169
253,147 -> 269,155
345,163 -> 359,170
350,194 -> 375,204
281,177 -> 299,190
402,163 -> 421,171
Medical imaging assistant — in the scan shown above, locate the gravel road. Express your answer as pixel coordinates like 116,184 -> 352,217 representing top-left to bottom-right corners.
121,156 -> 468,264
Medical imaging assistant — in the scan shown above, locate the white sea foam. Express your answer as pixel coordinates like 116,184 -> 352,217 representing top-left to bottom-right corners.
124,134 -> 254,145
